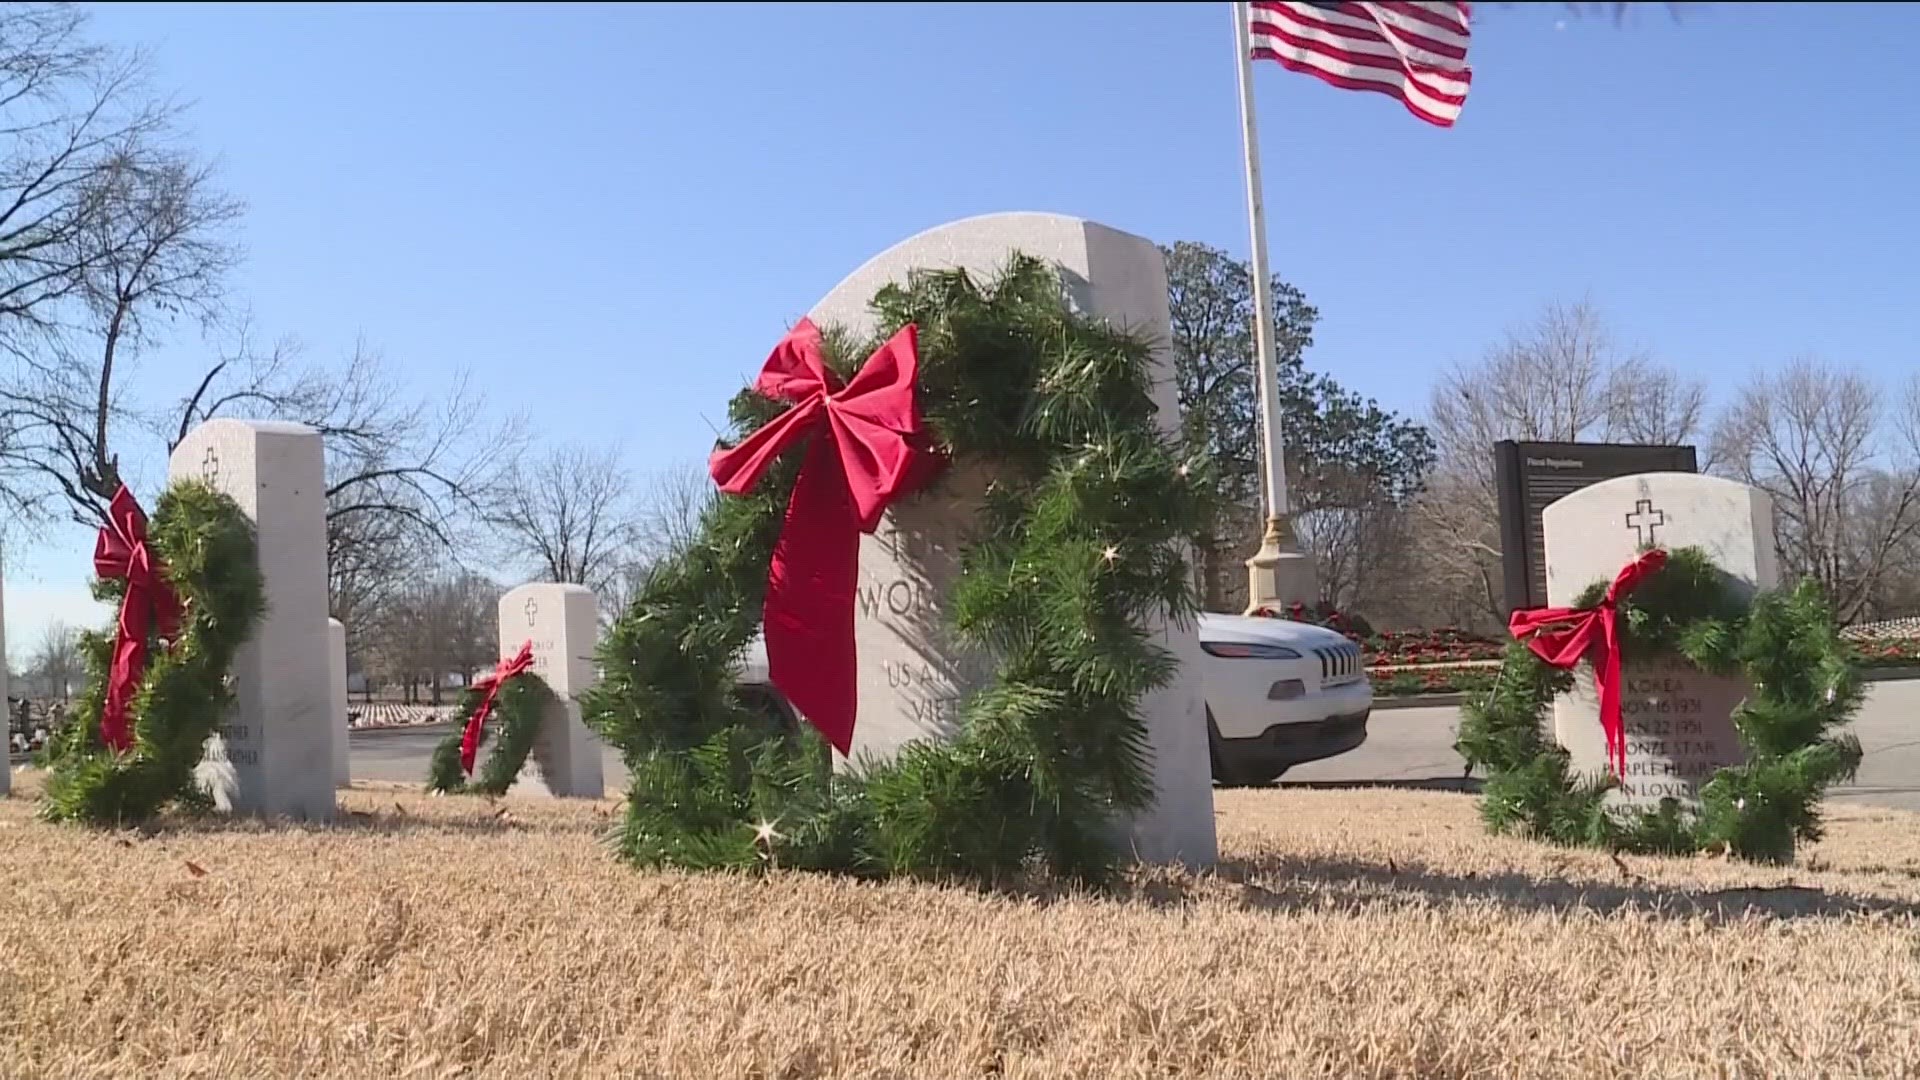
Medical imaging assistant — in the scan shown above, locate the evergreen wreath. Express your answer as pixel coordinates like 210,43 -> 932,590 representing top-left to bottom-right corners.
1453,544 -> 1864,863
41,481 -> 265,825
582,256 -> 1208,884
427,675 -> 552,797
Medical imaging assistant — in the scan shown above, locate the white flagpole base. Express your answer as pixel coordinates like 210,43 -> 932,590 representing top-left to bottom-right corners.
1244,515 -> 1318,615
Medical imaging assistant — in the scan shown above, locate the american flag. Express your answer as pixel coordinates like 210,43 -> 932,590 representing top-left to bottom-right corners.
1247,2 -> 1473,128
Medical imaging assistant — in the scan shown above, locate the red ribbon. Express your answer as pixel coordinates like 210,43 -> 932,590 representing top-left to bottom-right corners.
461,640 -> 534,775
1507,548 -> 1669,778
91,485 -> 183,753
708,317 -> 931,755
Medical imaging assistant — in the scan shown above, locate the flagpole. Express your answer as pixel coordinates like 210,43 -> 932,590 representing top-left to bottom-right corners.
1231,1 -> 1315,614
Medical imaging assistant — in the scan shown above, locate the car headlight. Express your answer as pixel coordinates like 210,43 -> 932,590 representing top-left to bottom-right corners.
1201,641 -> 1302,660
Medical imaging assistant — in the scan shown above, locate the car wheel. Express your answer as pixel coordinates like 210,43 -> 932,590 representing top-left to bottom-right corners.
1207,708 -> 1288,788
1206,709 -> 1247,787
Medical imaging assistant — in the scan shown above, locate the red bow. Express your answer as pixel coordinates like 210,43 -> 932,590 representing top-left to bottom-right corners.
708,317 -> 931,755
92,485 -> 183,753
461,640 -> 534,776
1508,548 -> 1669,778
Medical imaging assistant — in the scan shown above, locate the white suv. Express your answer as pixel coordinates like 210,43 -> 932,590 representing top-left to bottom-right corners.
735,613 -> 1373,787
1194,612 -> 1372,786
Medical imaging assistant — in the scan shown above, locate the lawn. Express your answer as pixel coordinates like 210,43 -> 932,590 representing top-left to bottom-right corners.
4,772 -> 1919,1077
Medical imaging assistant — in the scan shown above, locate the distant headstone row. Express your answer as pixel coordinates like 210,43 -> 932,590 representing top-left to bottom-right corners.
1,215 -> 1290,872
0,419 -> 608,818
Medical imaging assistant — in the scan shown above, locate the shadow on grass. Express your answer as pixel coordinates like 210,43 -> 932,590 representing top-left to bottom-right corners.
113,801 -> 617,841
1270,776 -> 1484,794
1106,850 -> 1920,925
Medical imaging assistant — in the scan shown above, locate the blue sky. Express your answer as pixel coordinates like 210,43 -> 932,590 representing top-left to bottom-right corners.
6,1 -> 1918,655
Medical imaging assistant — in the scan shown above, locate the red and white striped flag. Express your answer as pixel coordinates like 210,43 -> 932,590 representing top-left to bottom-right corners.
1247,2 -> 1473,128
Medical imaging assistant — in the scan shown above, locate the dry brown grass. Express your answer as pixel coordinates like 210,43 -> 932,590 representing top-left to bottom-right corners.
5,772 -> 1920,1079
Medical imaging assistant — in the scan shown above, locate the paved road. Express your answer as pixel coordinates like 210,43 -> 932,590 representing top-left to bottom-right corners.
346,678 -> 1920,810
1285,678 -> 1920,811
350,723 -> 639,791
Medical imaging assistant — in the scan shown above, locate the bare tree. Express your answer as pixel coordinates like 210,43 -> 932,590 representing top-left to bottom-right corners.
489,442 -> 636,595
1847,470 -> 1920,621
0,11 -> 511,631
1603,354 -> 1707,450
29,618 -> 79,702
1294,469 -> 1412,613
0,5 -> 242,523
632,461 -> 712,562
166,331 -> 519,630
593,460 -> 719,626
1413,300 -> 1705,627
1429,301 -> 1631,474
1711,357 -> 1920,622
1400,465 -> 1508,626
365,567 -> 498,705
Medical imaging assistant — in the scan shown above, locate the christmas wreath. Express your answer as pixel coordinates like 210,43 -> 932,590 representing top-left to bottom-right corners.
1453,544 -> 1864,863
582,256 -> 1207,883
41,482 -> 265,825
427,641 -> 552,797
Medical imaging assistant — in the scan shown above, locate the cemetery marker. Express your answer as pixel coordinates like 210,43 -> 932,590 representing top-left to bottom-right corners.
169,419 -> 335,821
1625,499 -> 1666,547
499,583 -> 603,799
806,211 -> 1218,866
1542,471 -> 1779,810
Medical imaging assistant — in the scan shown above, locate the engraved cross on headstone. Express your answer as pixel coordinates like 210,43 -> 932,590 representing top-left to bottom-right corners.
1626,498 -> 1667,548
524,596 -> 539,626
200,446 -> 220,484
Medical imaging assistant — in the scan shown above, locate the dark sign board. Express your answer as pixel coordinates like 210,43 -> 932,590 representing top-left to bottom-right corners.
1494,440 -> 1698,615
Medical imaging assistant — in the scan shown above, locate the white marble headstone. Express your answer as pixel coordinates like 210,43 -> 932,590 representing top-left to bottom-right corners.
169,419 -> 335,821
329,618 -> 349,789
804,212 -> 1217,866
1541,472 -> 1779,809
499,583 -> 604,799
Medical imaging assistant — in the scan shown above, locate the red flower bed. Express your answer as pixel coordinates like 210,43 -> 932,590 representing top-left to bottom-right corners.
1861,639 -> 1920,665
1363,627 -> 1505,666
1249,600 -> 1372,639
1245,607 -> 1505,666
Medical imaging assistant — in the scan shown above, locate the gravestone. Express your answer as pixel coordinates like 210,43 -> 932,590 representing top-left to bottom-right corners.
499,583 -> 604,799
169,419 -> 334,821
806,211 -> 1217,866
1541,472 -> 1779,810
329,618 -> 349,788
